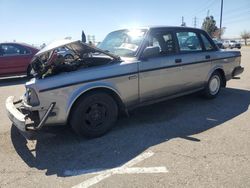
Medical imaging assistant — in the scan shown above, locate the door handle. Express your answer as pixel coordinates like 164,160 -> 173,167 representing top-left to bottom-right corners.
205,55 -> 211,59
128,74 -> 138,80
175,59 -> 182,63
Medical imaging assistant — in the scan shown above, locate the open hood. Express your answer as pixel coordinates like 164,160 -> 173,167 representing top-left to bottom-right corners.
31,40 -> 121,79
35,39 -> 120,60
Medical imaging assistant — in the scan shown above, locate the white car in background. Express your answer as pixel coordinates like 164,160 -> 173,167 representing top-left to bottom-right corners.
223,40 -> 241,49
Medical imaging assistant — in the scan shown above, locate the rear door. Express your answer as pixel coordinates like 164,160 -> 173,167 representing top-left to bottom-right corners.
0,44 -> 31,76
174,30 -> 216,91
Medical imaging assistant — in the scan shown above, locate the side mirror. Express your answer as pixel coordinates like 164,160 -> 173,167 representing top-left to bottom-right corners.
141,46 -> 160,59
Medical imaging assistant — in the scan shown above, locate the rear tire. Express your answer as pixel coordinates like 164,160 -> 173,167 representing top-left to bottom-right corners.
204,71 -> 222,99
70,92 -> 118,138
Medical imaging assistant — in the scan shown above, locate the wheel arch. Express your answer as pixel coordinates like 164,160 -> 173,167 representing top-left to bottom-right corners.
206,67 -> 226,87
215,68 -> 226,87
66,85 -> 125,122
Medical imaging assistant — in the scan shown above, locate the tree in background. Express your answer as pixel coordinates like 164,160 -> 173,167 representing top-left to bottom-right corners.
202,16 -> 218,37
213,27 -> 226,39
240,31 -> 250,46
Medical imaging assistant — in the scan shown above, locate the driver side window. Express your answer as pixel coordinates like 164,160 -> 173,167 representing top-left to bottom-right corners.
148,31 -> 175,55
176,31 -> 202,52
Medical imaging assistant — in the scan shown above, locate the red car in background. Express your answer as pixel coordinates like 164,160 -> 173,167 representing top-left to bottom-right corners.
0,42 -> 39,77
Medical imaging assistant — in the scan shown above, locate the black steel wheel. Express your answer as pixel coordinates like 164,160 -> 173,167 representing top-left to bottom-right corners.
70,92 -> 118,138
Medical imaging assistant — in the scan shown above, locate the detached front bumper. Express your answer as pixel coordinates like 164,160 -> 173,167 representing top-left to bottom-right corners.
6,96 -> 27,132
6,96 -> 55,138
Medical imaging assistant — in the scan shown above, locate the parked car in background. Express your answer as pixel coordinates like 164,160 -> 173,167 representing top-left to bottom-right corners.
56,47 -> 75,60
6,26 -> 244,139
223,40 -> 241,49
0,42 -> 39,77
213,39 -> 224,49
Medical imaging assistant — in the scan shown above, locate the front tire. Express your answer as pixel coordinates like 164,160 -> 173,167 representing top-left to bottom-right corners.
204,71 -> 222,99
70,92 -> 118,138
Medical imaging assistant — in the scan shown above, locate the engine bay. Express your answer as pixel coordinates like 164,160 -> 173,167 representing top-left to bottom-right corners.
31,51 -> 114,79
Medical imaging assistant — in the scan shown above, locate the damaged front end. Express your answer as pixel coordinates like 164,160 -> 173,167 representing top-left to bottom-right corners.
30,40 -> 120,79
6,40 -> 120,139
6,40 -> 120,138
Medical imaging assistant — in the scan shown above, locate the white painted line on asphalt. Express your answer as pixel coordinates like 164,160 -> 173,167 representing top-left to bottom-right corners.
114,167 -> 168,174
71,151 -> 168,188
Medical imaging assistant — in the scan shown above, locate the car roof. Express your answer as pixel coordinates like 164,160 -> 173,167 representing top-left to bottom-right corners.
148,25 -> 202,30
113,26 -> 206,33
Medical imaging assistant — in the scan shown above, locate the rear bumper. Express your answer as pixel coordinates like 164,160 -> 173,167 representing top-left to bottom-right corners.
232,66 -> 244,77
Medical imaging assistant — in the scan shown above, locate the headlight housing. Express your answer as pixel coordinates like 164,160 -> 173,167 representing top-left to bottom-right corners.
25,88 -> 40,106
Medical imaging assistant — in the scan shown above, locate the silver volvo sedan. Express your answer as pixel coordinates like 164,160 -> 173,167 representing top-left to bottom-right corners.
6,26 -> 244,138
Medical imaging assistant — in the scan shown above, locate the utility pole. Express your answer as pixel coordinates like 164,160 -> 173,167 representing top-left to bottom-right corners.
219,0 -> 224,39
207,10 -> 210,17
181,16 -> 186,27
194,16 -> 197,28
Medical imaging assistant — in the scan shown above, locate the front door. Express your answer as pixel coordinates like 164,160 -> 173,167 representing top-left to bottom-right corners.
138,29 -> 184,102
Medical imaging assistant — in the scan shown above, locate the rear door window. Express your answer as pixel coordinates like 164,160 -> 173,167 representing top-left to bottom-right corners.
176,31 -> 202,52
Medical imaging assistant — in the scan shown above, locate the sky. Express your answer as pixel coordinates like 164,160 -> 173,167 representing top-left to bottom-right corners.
0,0 -> 250,46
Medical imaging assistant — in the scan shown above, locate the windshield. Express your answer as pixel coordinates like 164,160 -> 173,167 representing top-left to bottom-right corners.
98,29 -> 147,57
